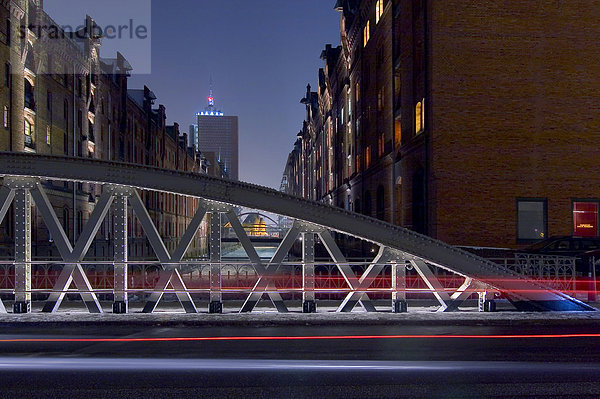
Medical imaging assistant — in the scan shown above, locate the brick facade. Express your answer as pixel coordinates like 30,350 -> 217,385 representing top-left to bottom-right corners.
284,0 -> 600,249
0,2 -> 207,259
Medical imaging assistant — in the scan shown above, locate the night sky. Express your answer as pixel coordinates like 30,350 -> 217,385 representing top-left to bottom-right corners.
47,0 -> 341,188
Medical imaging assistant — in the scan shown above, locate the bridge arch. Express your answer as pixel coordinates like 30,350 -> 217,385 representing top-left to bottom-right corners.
0,152 -> 593,313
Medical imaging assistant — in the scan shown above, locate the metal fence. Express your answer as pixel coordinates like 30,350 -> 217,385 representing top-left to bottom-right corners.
488,254 -> 577,294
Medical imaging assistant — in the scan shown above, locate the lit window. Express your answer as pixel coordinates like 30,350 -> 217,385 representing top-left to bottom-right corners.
365,146 -> 371,168
46,125 -> 50,145
24,119 -> 32,136
3,105 -> 8,128
517,199 -> 547,241
394,119 -> 402,147
376,0 -> 384,24
347,89 -> 352,117
415,99 -> 425,134
363,21 -> 370,47
378,134 -> 384,156
355,82 -> 360,102
573,202 -> 599,237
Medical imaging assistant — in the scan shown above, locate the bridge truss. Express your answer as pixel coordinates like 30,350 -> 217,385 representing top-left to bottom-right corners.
0,153 -> 594,314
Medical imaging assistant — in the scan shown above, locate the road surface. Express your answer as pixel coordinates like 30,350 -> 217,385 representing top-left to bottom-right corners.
1,321 -> 600,398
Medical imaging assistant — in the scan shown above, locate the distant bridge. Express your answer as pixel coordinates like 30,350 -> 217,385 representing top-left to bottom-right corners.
0,153 -> 594,314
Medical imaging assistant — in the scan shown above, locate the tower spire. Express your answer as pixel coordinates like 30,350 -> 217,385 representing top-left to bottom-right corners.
208,76 -> 215,107
198,77 -> 223,117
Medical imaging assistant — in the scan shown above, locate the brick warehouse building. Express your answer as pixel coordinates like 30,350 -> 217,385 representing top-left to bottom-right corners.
282,0 -> 600,249
0,1 -> 208,259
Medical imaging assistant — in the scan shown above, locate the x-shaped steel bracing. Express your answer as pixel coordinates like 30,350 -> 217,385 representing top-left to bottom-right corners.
29,181 -> 110,313
410,258 -> 483,312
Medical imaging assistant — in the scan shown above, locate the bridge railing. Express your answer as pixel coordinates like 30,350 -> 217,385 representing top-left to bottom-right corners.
487,254 -> 577,294
0,260 -> 488,312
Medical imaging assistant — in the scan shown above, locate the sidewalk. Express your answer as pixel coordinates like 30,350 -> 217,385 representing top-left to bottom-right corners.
2,302 -> 600,328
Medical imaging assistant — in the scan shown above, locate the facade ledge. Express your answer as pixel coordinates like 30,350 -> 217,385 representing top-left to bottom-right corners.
24,68 -> 36,83
24,107 -> 36,118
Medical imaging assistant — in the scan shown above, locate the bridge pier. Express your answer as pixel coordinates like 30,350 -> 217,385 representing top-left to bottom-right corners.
12,181 -> 33,314
113,188 -> 129,314
392,261 -> 407,313
209,212 -> 223,313
479,292 -> 496,312
302,233 -> 317,313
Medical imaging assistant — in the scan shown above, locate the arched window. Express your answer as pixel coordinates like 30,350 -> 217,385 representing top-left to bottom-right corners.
3,105 -> 8,128
376,185 -> 385,221
24,79 -> 35,111
415,99 -> 425,135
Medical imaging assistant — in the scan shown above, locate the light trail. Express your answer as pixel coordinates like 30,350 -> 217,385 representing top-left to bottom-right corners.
1,333 -> 600,343
0,358 -> 597,372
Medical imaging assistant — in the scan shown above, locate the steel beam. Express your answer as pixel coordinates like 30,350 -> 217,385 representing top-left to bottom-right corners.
411,259 -> 452,312
0,184 -> 14,313
13,188 -> 31,313
171,202 -> 207,262
209,212 -> 222,313
128,190 -> 170,263
392,260 -> 407,313
337,246 -> 394,313
131,190 -> 197,313
0,153 -> 594,312
112,189 -> 128,314
317,230 -> 376,312
0,184 -> 15,225
239,222 -> 301,313
225,210 -> 286,311
302,233 -> 316,313
444,278 -> 475,312
30,182 -> 105,313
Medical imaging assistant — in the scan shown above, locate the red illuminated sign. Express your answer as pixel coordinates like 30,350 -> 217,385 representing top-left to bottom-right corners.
573,202 -> 599,237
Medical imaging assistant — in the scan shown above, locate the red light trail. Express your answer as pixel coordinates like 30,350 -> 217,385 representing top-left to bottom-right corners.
1,333 -> 600,343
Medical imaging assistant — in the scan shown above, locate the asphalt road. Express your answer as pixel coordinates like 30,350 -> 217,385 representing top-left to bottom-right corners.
1,323 -> 600,398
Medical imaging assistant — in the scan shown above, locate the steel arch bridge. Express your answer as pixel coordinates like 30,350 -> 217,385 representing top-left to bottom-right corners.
0,152 -> 594,314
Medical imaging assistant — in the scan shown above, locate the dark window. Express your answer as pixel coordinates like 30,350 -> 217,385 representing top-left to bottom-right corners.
77,78 -> 82,98
412,168 -> 426,234
63,99 -> 68,120
517,199 -> 547,242
24,79 -> 35,110
4,62 -> 10,87
46,91 -> 52,112
364,191 -> 372,217
376,185 -> 385,220
77,109 -> 82,134
63,132 -> 68,155
62,207 -> 69,234
6,20 -> 10,47
89,122 -> 95,143
77,211 -> 83,237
